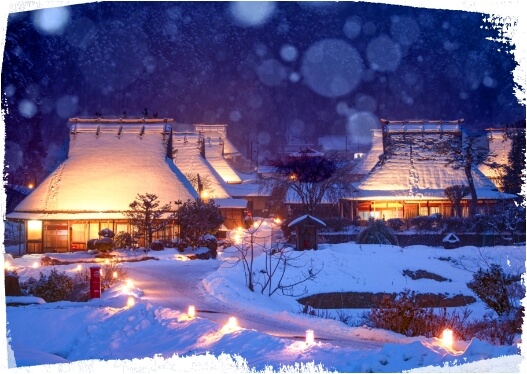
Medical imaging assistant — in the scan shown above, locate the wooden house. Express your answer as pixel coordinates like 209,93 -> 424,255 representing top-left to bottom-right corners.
340,120 -> 517,221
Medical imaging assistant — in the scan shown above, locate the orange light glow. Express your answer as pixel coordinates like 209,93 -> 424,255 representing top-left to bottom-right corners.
113,271 -> 118,278
127,296 -> 135,308
32,261 -> 39,269
442,329 -> 453,348
188,305 -> 196,318
126,279 -> 134,288
227,316 -> 237,328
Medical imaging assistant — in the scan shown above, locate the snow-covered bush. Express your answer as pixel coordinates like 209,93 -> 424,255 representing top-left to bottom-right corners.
94,237 -> 114,253
320,217 -> 354,233
20,269 -> 74,302
98,228 -> 115,238
199,234 -> 218,259
410,214 -> 442,232
356,219 -> 398,245
149,240 -> 164,251
366,289 -> 471,339
114,231 -> 132,249
386,218 -> 406,231
467,264 -> 523,316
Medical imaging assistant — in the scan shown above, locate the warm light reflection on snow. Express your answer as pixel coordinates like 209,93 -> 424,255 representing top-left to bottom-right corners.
441,329 -> 454,349
305,329 -> 315,345
188,305 -> 196,318
32,261 -> 39,268
127,296 -> 135,308
221,316 -> 240,333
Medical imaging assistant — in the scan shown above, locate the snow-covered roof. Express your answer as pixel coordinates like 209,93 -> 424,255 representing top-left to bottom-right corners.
173,131 -> 242,185
172,132 -> 232,198
8,121 -> 199,220
349,123 -> 515,201
287,147 -> 324,158
225,180 -> 270,198
209,198 -> 248,209
350,129 -> 383,176
478,128 -> 511,176
287,214 -> 326,228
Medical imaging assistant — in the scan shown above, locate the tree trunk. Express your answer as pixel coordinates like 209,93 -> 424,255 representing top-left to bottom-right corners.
464,165 -> 478,217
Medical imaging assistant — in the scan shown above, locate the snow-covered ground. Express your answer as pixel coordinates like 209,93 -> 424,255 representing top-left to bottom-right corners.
2,223 -> 526,373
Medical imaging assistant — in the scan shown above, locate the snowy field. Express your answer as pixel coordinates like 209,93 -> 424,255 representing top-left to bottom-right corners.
2,224 -> 526,373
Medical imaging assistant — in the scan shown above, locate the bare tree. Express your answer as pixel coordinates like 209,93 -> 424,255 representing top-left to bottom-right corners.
184,172 -> 214,197
261,151 -> 355,216
224,218 -> 322,296
431,132 -> 494,217
444,185 -> 471,217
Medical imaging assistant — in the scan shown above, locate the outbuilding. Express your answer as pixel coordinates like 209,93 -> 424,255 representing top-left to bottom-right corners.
288,214 -> 326,250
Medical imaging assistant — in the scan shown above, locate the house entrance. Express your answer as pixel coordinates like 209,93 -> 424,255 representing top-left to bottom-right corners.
44,222 -> 69,252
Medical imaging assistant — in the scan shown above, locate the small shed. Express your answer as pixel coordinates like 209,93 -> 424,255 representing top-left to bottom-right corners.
288,214 -> 326,250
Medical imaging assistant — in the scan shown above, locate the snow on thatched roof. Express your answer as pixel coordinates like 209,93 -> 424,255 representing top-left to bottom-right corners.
350,122 -> 514,201
172,132 -> 232,198
8,121 -> 198,220
350,129 -> 383,176
478,128 -> 512,177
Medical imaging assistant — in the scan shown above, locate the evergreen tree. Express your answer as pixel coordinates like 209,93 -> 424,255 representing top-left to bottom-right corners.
124,193 -> 172,247
175,198 -> 224,249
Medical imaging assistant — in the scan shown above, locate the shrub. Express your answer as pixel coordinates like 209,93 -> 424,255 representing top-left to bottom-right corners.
442,217 -> 468,233
149,240 -> 164,251
98,228 -> 115,238
20,269 -> 74,302
468,214 -> 487,233
386,218 -> 406,231
100,262 -> 128,290
321,217 -> 354,232
467,309 -> 523,345
94,237 -> 114,253
467,264 -> 522,316
410,214 -> 442,231
199,235 -> 218,259
356,219 -> 399,245
114,231 -> 132,249
87,239 -> 98,250
176,198 -> 224,249
67,269 -> 91,302
366,289 -> 471,339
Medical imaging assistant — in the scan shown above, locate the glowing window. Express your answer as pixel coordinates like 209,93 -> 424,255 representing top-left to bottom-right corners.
27,220 -> 42,240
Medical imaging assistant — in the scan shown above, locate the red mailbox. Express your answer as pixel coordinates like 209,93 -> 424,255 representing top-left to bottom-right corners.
90,266 -> 101,299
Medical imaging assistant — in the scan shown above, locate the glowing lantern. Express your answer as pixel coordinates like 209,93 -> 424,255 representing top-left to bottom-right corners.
442,328 -> 454,348
32,261 -> 39,268
4,261 -> 11,270
76,264 -> 82,272
113,271 -> 118,278
305,329 -> 315,344
127,296 -> 135,308
105,259 -> 110,265
188,305 -> 196,318
126,279 -> 134,288
99,269 -> 104,276
227,316 -> 237,328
